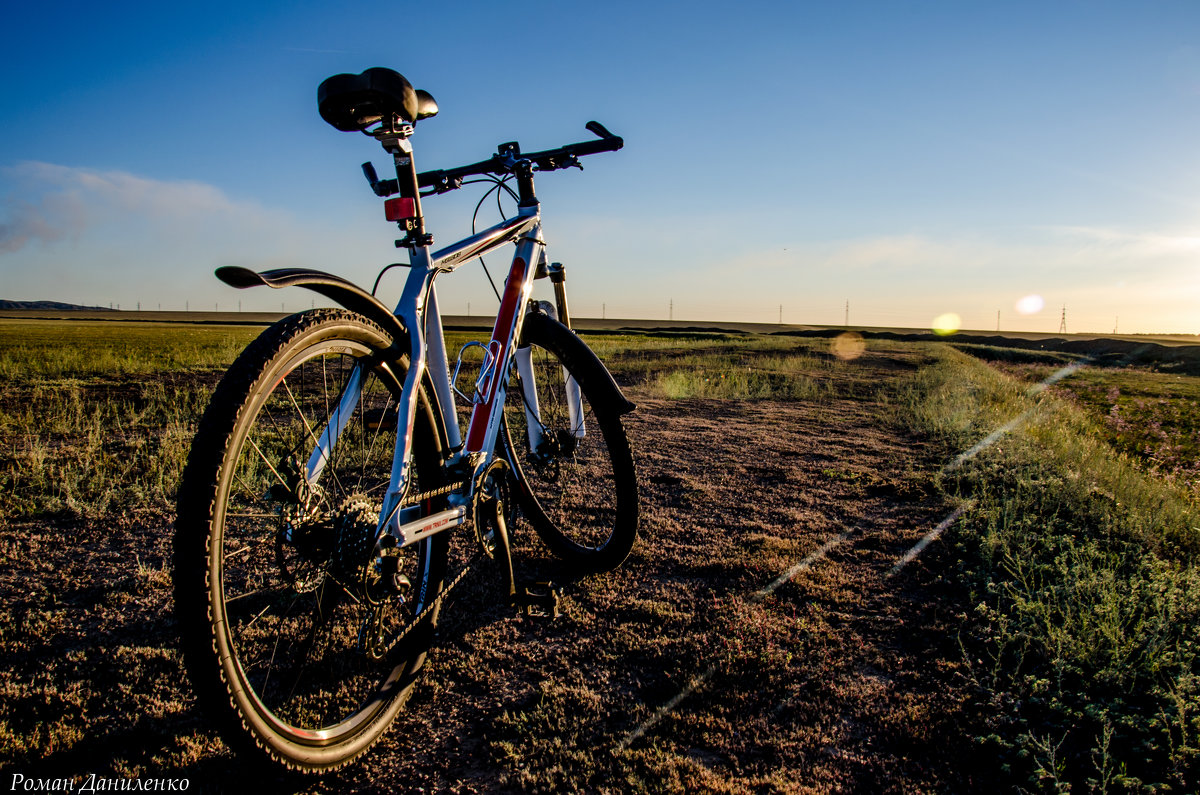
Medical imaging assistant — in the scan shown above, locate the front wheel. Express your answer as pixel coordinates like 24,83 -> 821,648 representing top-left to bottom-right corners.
500,312 -> 639,574
174,309 -> 447,773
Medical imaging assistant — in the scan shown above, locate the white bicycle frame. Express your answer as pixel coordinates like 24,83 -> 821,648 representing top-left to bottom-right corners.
304,202 -> 583,552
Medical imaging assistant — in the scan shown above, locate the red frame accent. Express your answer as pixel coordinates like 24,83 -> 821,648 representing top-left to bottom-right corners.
464,256 -> 527,451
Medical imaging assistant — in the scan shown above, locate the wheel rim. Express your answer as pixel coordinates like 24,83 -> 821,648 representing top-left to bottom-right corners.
503,341 -> 623,555
212,336 -> 437,744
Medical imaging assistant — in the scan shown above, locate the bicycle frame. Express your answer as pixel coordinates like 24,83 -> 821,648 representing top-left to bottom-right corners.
216,116 -> 620,559
304,202 -> 571,553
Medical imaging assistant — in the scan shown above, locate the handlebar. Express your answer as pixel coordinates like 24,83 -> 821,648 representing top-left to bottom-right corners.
414,122 -> 623,195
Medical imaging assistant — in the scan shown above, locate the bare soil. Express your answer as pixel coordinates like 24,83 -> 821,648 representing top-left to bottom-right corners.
1,346 -> 992,792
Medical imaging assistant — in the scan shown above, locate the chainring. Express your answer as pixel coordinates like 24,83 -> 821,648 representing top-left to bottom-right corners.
471,459 -> 517,559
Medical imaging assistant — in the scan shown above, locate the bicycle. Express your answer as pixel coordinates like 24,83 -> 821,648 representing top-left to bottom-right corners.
173,67 -> 639,773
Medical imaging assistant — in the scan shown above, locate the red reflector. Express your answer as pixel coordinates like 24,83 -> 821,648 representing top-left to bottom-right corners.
385,197 -> 416,221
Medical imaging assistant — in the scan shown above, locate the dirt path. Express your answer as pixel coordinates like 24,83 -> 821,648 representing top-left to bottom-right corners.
2,349 -> 987,792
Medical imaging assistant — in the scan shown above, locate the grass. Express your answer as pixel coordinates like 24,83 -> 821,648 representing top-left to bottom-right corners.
655,363 -> 819,401
1051,367 -> 1200,502
0,320 -> 257,519
2,321 -> 786,519
590,332 -> 911,402
0,320 -> 259,378
5,315 -> 1200,790
900,345 -> 1200,791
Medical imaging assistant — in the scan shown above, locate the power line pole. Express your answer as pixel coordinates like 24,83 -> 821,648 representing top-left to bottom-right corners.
1114,316 -> 1118,335
669,299 -> 673,321
602,302 -> 606,320
996,310 -> 1000,332
1058,304 -> 1067,334
779,304 -> 782,324
844,299 -> 849,328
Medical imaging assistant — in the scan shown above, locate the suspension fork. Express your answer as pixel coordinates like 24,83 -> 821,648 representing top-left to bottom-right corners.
547,262 -> 585,440
513,262 -> 586,456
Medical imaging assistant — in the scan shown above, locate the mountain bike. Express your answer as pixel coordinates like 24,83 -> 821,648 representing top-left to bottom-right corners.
173,67 -> 639,773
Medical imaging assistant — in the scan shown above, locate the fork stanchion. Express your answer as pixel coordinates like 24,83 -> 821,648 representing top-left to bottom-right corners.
547,262 -> 571,330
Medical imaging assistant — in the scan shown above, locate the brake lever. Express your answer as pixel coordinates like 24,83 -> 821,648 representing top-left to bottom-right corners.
532,153 -> 583,172
429,178 -> 463,196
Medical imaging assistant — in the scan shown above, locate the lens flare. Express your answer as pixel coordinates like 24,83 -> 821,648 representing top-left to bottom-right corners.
932,313 -> 961,336
831,331 -> 865,360
1015,294 -> 1044,315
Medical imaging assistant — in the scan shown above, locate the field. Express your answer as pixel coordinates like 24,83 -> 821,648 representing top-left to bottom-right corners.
2,316 -> 1199,793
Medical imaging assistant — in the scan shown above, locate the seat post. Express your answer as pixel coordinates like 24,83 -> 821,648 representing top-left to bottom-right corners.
375,122 -> 431,248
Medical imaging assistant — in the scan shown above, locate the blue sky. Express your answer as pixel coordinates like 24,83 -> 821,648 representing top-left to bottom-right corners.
2,1 -> 1199,332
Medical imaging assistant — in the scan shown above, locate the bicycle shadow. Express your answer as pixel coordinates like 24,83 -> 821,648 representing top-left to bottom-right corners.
0,505 -> 586,792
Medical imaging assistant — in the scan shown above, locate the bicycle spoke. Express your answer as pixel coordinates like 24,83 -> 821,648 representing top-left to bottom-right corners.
223,537 -> 272,561
244,436 -> 289,489
281,370 -> 351,502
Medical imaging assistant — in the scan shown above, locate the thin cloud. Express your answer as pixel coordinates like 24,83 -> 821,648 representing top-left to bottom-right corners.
0,197 -> 76,253
0,162 -> 284,255
817,234 -> 964,272
0,162 -> 390,308
1046,224 -> 1200,261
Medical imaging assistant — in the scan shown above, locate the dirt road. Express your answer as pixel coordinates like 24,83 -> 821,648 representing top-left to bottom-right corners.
2,345 -> 987,792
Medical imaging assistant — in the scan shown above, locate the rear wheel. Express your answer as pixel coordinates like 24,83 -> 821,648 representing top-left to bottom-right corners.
500,311 -> 638,574
174,309 -> 447,772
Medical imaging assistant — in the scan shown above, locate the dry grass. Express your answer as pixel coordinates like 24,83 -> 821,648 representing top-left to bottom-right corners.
3,317 -> 1199,792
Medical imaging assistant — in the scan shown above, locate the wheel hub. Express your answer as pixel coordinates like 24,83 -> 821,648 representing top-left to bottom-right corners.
329,495 -> 406,605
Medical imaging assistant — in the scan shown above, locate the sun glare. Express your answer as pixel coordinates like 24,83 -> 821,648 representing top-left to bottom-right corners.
831,331 -> 866,360
932,313 -> 961,336
1015,294 -> 1044,315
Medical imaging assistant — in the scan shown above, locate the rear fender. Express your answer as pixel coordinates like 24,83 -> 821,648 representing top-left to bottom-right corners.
216,265 -> 452,459
215,266 -> 407,347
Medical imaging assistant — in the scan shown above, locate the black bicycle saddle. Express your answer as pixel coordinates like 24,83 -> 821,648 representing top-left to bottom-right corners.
318,67 -> 438,132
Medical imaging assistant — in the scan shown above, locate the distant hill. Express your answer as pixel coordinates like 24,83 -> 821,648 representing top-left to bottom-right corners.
0,300 -> 113,311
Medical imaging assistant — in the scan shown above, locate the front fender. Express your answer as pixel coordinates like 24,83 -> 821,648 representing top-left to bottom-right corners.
215,266 -> 407,346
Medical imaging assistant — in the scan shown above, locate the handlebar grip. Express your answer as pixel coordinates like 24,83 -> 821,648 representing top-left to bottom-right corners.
567,135 -> 623,156
585,121 -> 616,139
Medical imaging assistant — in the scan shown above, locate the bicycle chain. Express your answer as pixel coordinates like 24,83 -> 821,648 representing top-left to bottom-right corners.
367,545 -> 483,659
362,477 -> 475,659
400,478 -> 468,506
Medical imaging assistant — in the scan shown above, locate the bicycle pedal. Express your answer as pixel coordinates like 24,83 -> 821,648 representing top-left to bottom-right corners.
514,582 -> 562,619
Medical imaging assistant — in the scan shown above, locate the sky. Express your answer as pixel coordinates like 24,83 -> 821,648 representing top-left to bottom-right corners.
2,1 -> 1199,334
